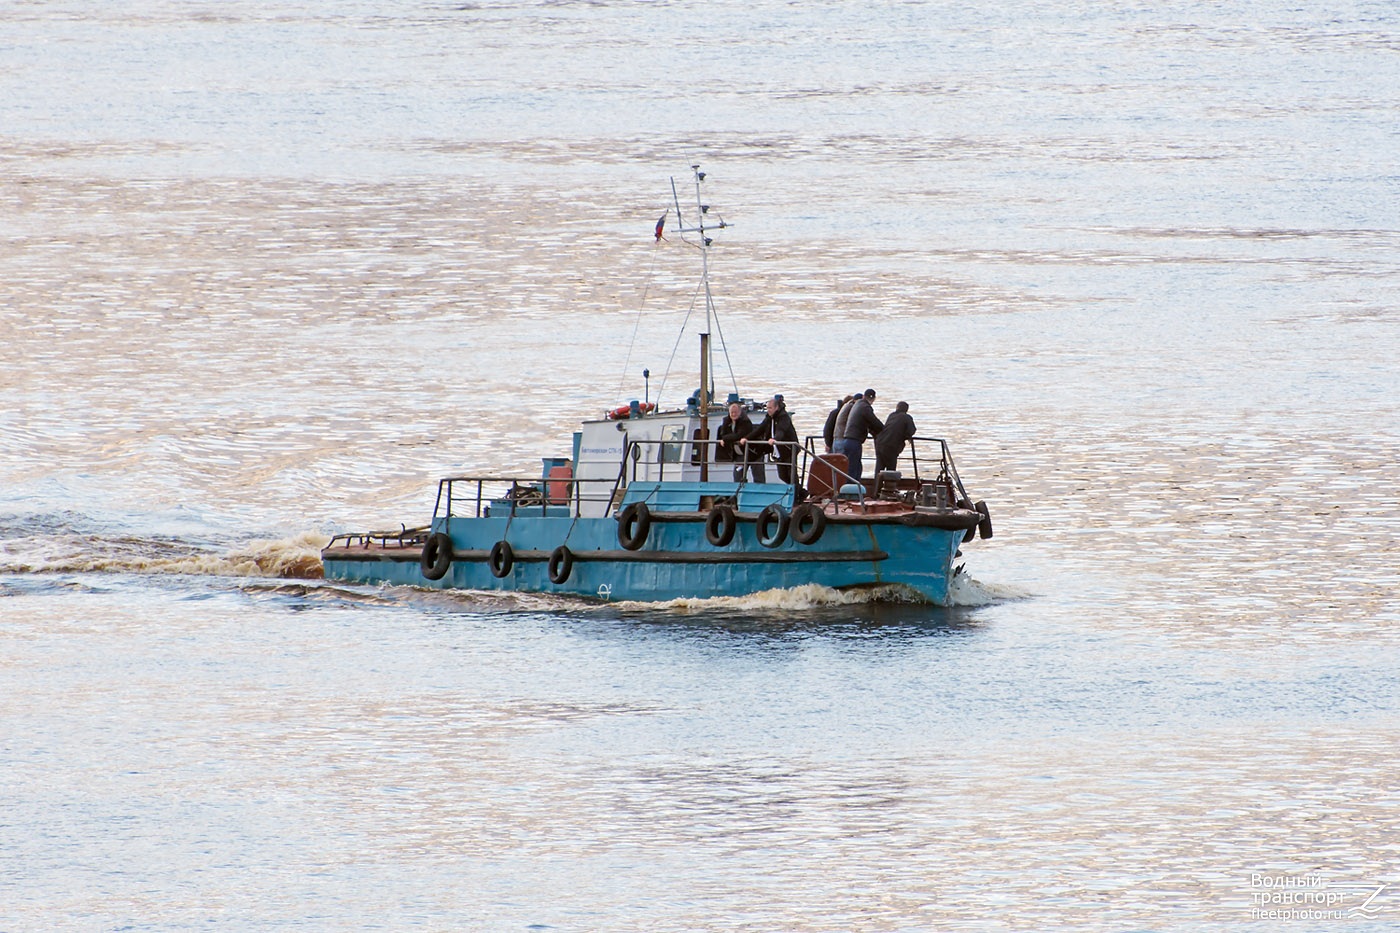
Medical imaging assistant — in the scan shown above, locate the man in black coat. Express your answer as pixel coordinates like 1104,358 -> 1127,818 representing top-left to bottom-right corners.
717,401 -> 765,483
874,401 -> 916,475
753,395 -> 799,485
822,396 -> 850,454
835,388 -> 885,482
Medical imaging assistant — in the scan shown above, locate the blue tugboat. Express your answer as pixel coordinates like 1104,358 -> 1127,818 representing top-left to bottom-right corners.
321,168 -> 993,604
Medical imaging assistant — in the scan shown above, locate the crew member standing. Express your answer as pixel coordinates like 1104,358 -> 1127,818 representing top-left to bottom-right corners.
831,390 -> 862,449
822,395 -> 850,454
834,388 -> 884,482
753,395 -> 799,486
717,401 -> 765,483
874,401 -> 916,475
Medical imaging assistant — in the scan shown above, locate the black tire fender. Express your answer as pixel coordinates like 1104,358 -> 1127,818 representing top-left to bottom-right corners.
704,504 -> 737,547
976,500 -> 993,540
958,498 -> 978,543
420,532 -> 453,581
489,540 -> 514,578
617,502 -> 651,550
790,502 -> 827,545
756,503 -> 790,549
547,544 -> 574,584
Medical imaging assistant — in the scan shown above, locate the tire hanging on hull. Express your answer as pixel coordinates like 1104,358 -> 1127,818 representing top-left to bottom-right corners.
617,502 -> 652,550
420,532 -> 453,581
547,545 -> 574,584
975,500 -> 993,539
958,498 -> 978,543
756,504 -> 790,549
705,504 -> 737,546
790,502 -> 827,545
489,540 -> 515,578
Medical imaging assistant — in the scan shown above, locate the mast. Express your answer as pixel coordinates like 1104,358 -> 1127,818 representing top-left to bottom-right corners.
698,332 -> 711,481
670,165 -> 729,481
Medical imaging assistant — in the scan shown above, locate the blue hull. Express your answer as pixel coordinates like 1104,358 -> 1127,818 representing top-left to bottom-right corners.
322,511 -> 966,605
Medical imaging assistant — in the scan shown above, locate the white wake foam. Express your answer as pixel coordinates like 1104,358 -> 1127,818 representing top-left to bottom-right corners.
0,530 -> 330,579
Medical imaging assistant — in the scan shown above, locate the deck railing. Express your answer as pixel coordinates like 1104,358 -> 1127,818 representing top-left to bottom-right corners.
429,473 -> 618,521
619,435 -> 803,487
422,432 -> 975,526
622,433 -> 973,508
795,434 -> 972,505
324,524 -> 430,551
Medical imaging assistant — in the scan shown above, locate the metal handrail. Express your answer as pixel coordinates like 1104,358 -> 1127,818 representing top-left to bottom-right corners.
425,434 -> 974,524
799,434 -> 970,507
325,525 -> 430,550
619,435 -> 805,494
431,473 -> 616,521
909,436 -> 971,504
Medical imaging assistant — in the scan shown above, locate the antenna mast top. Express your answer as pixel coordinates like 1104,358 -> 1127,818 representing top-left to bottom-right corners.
668,165 -> 732,481
669,164 -> 731,376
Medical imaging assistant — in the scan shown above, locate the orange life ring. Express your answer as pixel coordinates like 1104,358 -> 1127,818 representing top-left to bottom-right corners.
607,402 -> 655,420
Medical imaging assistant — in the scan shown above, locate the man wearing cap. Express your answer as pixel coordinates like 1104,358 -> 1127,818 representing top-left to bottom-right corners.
834,388 -> 884,482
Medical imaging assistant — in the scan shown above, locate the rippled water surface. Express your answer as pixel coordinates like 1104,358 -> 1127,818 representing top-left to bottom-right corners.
3,1 -> 1399,929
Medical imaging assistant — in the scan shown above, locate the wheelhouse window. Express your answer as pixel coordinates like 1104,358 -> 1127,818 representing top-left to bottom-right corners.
660,424 -> 687,463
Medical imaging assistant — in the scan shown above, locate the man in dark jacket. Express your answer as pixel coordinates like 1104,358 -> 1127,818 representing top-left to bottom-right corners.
717,401 -> 765,483
874,401 -> 916,474
831,390 -> 863,448
753,395 -> 799,485
835,388 -> 884,482
822,396 -> 850,454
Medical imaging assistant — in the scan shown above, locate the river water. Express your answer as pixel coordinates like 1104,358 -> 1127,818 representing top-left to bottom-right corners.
2,1 -> 1398,930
